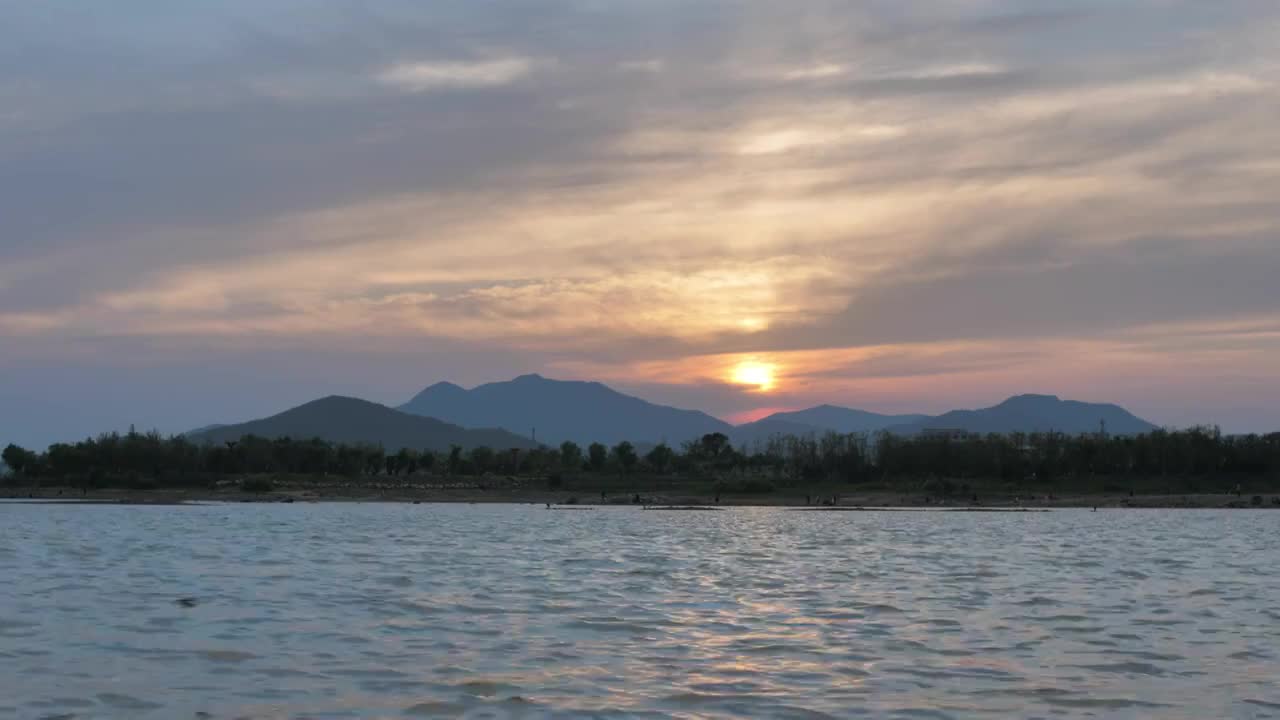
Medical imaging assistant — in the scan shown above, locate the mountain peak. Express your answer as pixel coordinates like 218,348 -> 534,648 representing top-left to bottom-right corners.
399,374 -> 731,445
308,395 -> 371,407
405,381 -> 467,406
737,404 -> 931,441
187,395 -> 536,451
888,393 -> 1155,435
1000,393 -> 1062,406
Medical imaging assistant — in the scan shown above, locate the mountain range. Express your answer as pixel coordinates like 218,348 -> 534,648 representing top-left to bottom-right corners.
881,393 -> 1158,436
187,396 -> 537,451
400,374 -> 731,447
185,375 -> 1159,451
731,405 -> 931,447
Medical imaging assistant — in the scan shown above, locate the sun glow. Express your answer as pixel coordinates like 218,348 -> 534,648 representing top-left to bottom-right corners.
730,361 -> 778,392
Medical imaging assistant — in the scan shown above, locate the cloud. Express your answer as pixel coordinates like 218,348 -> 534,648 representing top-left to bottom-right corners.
2,0 -> 1280,443
618,59 -> 665,74
375,57 -> 534,92
757,238 -> 1280,350
894,62 -> 1010,80
735,124 -> 907,155
781,64 -> 849,81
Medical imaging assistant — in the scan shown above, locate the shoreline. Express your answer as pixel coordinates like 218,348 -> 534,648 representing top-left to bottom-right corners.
3,486 -> 1278,509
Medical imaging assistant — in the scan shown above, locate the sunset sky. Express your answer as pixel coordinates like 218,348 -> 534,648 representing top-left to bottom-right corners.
2,1 -> 1278,447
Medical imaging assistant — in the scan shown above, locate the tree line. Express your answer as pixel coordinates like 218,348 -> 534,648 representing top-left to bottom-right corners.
3,426 -> 1279,492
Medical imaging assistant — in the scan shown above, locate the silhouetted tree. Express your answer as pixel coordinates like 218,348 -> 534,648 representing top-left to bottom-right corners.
3,444 -> 37,476
560,441 -> 582,471
698,432 -> 731,459
3,425 -> 1277,493
612,441 -> 637,472
392,448 -> 416,476
469,446 -> 496,474
587,442 -> 608,472
419,450 -> 436,474
645,443 -> 675,473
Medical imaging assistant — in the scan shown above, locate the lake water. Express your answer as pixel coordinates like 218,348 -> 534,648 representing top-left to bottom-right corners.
1,504 -> 1277,719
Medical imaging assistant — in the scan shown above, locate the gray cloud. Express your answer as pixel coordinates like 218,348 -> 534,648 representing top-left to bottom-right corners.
760,238 -> 1280,351
2,0 -> 1279,445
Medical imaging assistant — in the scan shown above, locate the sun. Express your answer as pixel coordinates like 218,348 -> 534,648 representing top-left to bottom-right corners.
730,361 -> 778,392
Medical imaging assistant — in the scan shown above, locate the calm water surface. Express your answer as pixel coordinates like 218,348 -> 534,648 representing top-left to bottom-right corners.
1,504 -> 1277,719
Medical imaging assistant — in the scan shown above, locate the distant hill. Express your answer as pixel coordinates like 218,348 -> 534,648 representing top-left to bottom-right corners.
886,394 -> 1158,436
763,405 -> 930,433
186,396 -> 536,451
731,405 -> 931,447
400,374 -> 732,446
733,397 -> 1155,443
730,418 -> 824,448
397,377 -> 1159,447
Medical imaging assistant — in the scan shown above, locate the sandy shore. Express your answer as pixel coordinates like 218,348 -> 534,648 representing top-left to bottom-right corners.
3,485 -> 1278,509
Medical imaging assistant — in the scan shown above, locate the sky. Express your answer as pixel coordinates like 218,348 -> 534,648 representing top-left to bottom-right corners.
2,0 -> 1278,448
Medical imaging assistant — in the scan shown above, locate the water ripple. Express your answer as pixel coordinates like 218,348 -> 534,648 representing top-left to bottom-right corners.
0,504 -> 1277,718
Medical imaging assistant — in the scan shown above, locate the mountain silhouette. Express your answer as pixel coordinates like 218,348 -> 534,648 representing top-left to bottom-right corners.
399,377 -> 1160,446
760,405 -> 930,433
885,394 -> 1157,436
734,397 -> 1155,443
186,396 -> 536,451
729,418 -> 824,447
400,374 -> 732,446
730,405 -> 931,447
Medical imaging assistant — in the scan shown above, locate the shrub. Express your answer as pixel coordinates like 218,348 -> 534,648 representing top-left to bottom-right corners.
241,477 -> 275,493
921,477 -> 957,496
716,479 -> 775,495
126,473 -> 158,491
